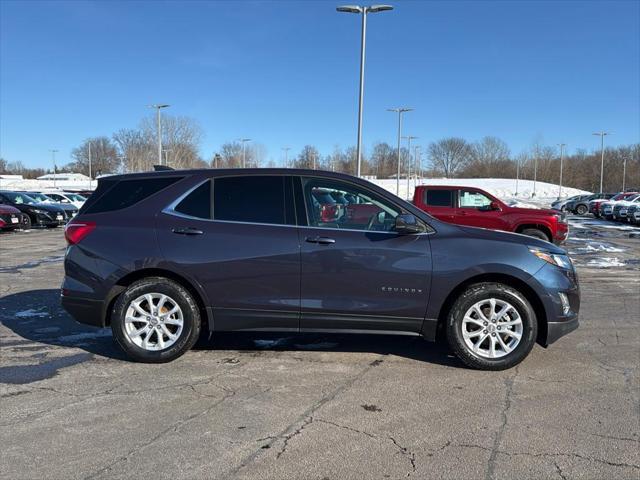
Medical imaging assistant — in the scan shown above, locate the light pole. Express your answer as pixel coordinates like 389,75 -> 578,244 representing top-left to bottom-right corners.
163,149 -> 173,167
557,143 -> 566,199
282,147 -> 291,168
387,108 -> 412,196
414,145 -> 421,181
49,149 -> 59,188
622,153 -> 630,191
238,138 -> 251,168
87,141 -> 92,190
402,135 -> 418,199
337,4 -> 393,178
593,132 -> 609,193
150,104 -> 170,165
515,157 -> 520,197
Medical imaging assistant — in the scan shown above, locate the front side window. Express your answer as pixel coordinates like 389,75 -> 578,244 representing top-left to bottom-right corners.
302,178 -> 399,232
213,176 -> 287,225
459,189 -> 492,209
424,189 -> 453,207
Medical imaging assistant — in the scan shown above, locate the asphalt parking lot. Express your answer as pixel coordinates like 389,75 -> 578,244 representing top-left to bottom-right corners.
1,221 -> 639,480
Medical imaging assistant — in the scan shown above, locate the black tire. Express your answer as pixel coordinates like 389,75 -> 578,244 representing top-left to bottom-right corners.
446,283 -> 538,370
20,215 -> 31,230
576,204 -> 588,215
111,277 -> 201,363
521,228 -> 550,242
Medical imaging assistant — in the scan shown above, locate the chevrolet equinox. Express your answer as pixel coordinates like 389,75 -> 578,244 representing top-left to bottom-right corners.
61,169 -> 580,370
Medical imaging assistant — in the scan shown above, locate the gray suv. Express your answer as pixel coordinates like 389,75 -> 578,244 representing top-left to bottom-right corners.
61,169 -> 580,370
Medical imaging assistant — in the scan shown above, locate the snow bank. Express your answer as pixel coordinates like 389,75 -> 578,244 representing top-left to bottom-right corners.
370,177 -> 590,203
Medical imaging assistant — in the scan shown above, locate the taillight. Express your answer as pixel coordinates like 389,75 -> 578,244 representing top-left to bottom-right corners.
65,221 -> 96,245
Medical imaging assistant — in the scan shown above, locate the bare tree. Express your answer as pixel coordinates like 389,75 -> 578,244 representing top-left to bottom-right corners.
70,137 -> 120,176
466,136 -> 511,177
139,115 -> 204,169
428,138 -> 473,177
113,128 -> 154,173
293,145 -> 320,169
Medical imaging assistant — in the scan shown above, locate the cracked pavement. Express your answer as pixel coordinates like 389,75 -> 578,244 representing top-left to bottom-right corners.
1,228 -> 639,479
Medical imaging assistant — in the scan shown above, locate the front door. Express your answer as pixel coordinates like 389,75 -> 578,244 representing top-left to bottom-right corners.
296,177 -> 432,334
453,188 -> 508,231
156,175 -> 301,332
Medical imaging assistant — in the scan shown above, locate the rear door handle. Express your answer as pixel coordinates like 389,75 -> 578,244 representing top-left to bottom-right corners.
172,227 -> 204,236
305,236 -> 335,245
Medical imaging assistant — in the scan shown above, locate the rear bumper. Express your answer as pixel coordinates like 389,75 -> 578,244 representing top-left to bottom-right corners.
61,293 -> 106,328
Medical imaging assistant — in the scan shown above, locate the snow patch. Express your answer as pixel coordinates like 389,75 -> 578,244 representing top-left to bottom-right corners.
15,309 -> 48,318
586,257 -> 625,268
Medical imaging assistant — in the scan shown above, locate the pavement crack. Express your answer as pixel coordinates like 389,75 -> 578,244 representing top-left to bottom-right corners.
553,460 -> 567,480
486,366 -> 519,480
83,388 -> 236,479
276,415 -> 314,458
388,436 -> 417,476
315,418 -> 377,438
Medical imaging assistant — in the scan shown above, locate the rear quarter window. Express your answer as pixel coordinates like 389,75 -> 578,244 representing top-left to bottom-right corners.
424,189 -> 454,207
84,177 -> 183,214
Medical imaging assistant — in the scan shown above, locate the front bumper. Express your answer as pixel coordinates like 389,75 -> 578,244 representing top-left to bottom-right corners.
547,316 -> 579,344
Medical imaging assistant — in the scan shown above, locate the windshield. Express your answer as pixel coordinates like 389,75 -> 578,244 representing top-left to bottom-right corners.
24,192 -> 53,202
64,193 -> 86,201
2,192 -> 37,205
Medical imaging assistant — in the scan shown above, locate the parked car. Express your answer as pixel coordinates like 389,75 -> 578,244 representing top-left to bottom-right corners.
600,192 -> 639,220
38,190 -> 86,208
18,191 -> 78,219
62,169 -> 580,370
612,194 -> 640,221
0,204 -> 26,231
412,185 -> 568,244
627,204 -> 640,224
551,195 -> 584,212
0,191 -> 66,227
568,193 -> 613,215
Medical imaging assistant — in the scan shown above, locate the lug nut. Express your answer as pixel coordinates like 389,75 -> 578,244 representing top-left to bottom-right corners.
491,333 -> 496,337
483,330 -> 488,334
483,321 -> 488,326
497,326 -> 502,330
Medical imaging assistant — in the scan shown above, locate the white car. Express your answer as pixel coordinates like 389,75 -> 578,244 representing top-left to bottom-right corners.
600,193 -> 639,219
38,190 -> 86,208
612,194 -> 640,221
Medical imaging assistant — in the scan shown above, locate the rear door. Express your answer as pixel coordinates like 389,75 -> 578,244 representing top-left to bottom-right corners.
296,176 -> 432,334
419,188 -> 456,222
156,175 -> 301,332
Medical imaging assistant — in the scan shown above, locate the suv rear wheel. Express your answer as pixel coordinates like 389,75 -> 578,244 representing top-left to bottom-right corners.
446,283 -> 537,370
576,204 -> 588,215
112,277 -> 201,363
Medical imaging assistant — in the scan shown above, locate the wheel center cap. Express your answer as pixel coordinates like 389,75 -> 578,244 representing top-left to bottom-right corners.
488,324 -> 496,333
150,317 -> 158,326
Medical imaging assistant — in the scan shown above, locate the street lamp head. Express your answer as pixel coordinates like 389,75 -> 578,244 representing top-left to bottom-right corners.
149,104 -> 170,109
592,132 -> 610,136
337,5 -> 363,13
368,5 -> 393,13
387,107 -> 413,113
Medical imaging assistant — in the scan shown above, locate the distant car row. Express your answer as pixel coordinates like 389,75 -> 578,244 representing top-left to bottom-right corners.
552,191 -> 640,224
0,190 -> 90,232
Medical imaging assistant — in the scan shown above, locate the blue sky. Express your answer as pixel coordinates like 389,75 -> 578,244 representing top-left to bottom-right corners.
1,0 -> 639,168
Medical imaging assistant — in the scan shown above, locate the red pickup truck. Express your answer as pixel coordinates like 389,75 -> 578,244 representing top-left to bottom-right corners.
412,185 -> 569,244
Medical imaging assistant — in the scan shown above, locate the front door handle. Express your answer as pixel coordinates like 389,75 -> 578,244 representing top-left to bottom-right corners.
172,227 -> 204,236
305,236 -> 336,245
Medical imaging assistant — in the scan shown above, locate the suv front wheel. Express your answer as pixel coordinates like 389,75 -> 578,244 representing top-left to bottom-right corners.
446,283 -> 537,370
112,277 -> 201,363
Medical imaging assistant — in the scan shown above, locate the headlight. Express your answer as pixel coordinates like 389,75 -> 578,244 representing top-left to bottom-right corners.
529,248 -> 572,269
32,209 -> 47,214
554,213 -> 567,224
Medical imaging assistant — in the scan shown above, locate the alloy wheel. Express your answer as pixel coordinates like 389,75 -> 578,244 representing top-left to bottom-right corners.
461,298 -> 523,359
124,293 -> 184,351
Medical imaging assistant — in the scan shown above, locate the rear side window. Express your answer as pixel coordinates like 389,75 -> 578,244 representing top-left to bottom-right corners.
424,189 -> 453,207
84,177 -> 182,214
174,181 -> 211,219
214,176 -> 287,225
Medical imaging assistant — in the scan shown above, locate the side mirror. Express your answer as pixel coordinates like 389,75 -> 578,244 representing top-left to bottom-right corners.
394,214 -> 425,234
490,201 -> 502,211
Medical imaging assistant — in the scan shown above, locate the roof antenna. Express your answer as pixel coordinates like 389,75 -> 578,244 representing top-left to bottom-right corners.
153,165 -> 174,171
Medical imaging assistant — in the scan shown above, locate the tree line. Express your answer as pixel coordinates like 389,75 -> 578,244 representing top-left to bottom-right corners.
1,113 -> 638,194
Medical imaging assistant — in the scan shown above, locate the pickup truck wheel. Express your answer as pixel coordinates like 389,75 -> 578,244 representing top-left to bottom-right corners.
446,283 -> 537,370
520,228 -> 550,242
112,277 -> 201,363
576,204 -> 588,215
